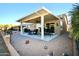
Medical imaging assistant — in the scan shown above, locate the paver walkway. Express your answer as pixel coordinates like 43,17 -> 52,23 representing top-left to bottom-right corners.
0,32 -> 10,56
11,32 -> 73,56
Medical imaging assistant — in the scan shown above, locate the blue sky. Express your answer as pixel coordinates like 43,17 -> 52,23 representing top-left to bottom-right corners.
0,3 -> 73,24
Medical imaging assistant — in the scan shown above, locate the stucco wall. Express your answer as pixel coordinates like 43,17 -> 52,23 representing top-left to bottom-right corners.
1,33 -> 20,56
45,20 -> 61,35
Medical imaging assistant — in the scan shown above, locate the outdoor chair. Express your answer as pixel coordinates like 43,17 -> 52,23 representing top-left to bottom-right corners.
33,29 -> 38,35
28,29 -> 33,35
24,28 -> 29,33
44,28 -> 53,36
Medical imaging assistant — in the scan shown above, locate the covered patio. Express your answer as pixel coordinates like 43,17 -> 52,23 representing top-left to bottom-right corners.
17,7 -> 61,41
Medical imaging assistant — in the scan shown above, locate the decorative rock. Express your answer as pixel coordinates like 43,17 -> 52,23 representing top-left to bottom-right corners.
49,52 -> 53,56
25,40 -> 29,44
44,45 -> 48,49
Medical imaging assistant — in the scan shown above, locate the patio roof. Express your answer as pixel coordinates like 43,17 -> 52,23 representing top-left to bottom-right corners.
17,7 -> 59,23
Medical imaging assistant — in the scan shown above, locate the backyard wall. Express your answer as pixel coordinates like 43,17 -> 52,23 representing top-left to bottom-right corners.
1,33 -> 20,56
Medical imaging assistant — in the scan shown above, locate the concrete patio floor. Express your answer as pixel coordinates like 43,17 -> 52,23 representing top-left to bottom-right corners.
21,33 -> 58,41
11,32 -> 73,56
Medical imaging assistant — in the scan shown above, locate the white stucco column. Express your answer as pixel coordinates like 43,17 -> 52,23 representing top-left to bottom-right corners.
41,16 -> 44,39
20,22 -> 23,34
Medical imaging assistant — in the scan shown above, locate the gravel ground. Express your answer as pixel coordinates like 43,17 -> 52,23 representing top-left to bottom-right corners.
11,32 -> 73,56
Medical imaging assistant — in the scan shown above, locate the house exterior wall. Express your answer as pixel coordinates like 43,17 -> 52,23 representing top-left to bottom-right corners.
45,20 -> 61,35
58,14 -> 69,34
54,20 -> 61,35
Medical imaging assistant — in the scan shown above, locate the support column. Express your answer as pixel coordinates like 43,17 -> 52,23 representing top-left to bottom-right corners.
41,16 -> 44,39
20,22 -> 23,34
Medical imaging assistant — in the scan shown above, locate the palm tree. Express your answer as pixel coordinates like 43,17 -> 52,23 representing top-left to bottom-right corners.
69,4 -> 79,55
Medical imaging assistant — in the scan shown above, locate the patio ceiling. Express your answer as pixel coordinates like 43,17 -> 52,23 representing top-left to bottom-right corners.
17,7 -> 59,23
